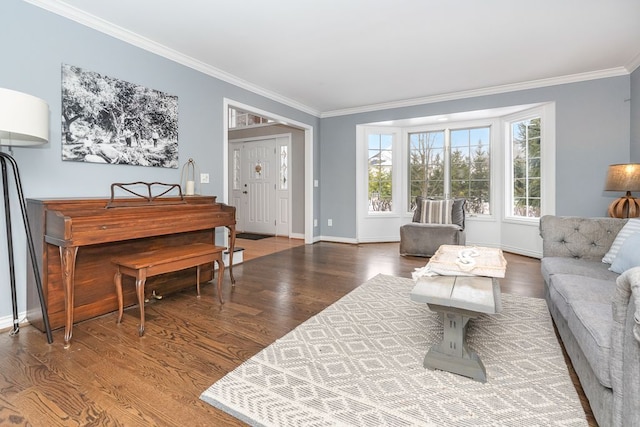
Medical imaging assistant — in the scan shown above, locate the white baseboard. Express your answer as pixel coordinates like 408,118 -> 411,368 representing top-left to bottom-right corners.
0,312 -> 28,331
468,241 -> 542,259
356,236 -> 400,244
499,244 -> 542,259
317,235 -> 359,244
223,248 -> 244,266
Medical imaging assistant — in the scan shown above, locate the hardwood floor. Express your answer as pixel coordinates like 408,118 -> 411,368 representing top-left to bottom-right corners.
0,242 -> 596,426
236,235 -> 305,262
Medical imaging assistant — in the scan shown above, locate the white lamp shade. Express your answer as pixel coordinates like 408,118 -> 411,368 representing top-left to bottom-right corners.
0,87 -> 49,146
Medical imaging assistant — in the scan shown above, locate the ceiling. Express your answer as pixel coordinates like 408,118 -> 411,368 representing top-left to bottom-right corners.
28,0 -> 640,117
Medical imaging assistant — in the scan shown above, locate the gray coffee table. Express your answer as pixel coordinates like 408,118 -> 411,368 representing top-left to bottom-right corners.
410,275 -> 501,382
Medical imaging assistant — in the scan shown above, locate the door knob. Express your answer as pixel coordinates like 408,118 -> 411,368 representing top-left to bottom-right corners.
242,191 -> 248,194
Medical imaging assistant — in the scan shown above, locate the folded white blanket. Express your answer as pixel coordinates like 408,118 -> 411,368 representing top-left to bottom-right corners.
412,245 -> 507,280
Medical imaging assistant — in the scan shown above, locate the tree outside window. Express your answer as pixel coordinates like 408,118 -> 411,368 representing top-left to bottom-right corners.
408,131 -> 444,209
408,127 -> 490,215
368,133 -> 393,212
512,118 -> 541,217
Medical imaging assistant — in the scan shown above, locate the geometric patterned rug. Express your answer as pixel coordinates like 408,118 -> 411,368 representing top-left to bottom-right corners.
201,274 -> 587,426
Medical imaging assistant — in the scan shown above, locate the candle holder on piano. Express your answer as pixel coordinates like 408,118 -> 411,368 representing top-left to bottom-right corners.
181,158 -> 200,196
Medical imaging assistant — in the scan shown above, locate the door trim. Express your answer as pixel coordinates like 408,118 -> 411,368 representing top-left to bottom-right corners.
223,98 -> 314,244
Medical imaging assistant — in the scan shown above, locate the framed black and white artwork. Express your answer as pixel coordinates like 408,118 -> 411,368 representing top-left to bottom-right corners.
61,64 -> 179,168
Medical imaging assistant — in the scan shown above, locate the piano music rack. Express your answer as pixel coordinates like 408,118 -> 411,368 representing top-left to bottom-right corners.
106,182 -> 186,208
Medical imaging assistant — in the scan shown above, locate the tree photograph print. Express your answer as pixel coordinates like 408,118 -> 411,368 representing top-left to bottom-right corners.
61,64 -> 179,168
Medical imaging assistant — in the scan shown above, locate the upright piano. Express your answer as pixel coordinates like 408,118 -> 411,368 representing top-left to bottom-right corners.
25,195 -> 236,346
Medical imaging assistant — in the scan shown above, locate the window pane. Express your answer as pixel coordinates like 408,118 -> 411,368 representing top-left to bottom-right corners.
511,117 -> 542,218
368,133 -> 393,212
279,145 -> 288,190
407,130 -> 444,208
449,127 -> 491,215
407,126 -> 490,214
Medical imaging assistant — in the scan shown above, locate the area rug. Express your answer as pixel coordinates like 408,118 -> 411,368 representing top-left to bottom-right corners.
200,274 -> 587,426
236,232 -> 272,240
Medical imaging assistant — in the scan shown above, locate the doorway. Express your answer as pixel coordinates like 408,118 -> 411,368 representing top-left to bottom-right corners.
229,135 -> 291,236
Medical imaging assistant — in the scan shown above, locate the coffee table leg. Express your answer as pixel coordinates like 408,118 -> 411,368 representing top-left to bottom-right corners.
423,311 -> 487,383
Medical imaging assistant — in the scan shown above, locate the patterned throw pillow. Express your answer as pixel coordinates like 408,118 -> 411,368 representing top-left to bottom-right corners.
602,218 -> 640,264
419,199 -> 454,224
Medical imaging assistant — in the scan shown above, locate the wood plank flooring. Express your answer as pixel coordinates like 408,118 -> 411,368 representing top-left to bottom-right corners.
236,235 -> 305,262
0,242 -> 596,426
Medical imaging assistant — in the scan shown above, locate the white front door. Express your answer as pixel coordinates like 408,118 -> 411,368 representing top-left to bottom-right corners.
229,136 -> 291,236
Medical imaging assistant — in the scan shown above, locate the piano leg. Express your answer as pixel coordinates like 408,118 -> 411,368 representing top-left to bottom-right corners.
60,246 -> 78,348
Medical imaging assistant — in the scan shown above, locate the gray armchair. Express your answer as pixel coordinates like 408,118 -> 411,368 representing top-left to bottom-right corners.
399,197 -> 466,257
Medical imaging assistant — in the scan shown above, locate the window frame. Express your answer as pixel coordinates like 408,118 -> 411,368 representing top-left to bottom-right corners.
503,104 -> 556,224
361,126 -> 402,217
403,119 -> 497,217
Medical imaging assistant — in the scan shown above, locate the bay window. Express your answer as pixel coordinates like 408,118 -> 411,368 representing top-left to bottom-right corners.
408,126 -> 491,215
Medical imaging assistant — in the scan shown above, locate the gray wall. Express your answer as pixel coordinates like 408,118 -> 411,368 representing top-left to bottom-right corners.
229,125 -> 305,234
632,67 -> 640,161
320,77 -> 631,238
0,0 -> 319,324
0,0 -> 636,325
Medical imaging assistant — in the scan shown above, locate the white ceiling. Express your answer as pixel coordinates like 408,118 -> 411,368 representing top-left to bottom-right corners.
28,0 -> 640,117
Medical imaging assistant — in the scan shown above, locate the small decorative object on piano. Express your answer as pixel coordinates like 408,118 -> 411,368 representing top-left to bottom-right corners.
181,158 -> 199,196
106,181 -> 185,208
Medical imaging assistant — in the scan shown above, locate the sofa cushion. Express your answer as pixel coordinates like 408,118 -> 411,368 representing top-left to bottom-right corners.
547,273 -> 616,321
567,300 -> 613,388
609,231 -> 640,274
541,257 -> 619,285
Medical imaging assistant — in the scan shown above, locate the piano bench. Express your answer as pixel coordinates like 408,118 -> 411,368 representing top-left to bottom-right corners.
112,243 -> 226,336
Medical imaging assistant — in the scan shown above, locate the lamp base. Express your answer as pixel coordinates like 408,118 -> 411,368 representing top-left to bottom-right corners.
608,191 -> 640,218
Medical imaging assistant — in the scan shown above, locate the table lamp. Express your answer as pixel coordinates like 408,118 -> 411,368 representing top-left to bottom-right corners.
0,87 -> 53,343
605,163 -> 640,218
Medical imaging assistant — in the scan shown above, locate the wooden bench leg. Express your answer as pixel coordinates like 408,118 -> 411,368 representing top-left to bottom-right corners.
115,270 -> 124,324
196,265 -> 202,298
136,269 -> 148,337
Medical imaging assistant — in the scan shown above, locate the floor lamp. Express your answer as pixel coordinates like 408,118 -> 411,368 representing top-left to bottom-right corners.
0,88 -> 53,343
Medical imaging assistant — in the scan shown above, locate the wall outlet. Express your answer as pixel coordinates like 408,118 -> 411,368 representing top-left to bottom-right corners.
314,219 -> 318,227
328,219 -> 333,226
200,173 -> 209,184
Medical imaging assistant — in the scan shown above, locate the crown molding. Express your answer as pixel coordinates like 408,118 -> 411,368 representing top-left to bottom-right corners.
23,0 -> 637,121
626,52 -> 640,74
24,0 -> 322,118
320,67 -> 630,118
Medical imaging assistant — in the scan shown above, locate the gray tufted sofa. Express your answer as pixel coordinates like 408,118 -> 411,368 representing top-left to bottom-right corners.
539,215 -> 640,427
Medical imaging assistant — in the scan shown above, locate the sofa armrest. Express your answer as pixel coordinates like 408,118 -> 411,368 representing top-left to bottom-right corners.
610,267 -> 640,426
539,215 -> 627,260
